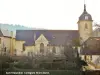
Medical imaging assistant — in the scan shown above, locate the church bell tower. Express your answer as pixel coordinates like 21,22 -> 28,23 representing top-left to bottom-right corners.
77,4 -> 93,44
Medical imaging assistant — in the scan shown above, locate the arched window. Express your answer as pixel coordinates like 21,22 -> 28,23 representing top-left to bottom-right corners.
52,46 -> 56,53
90,55 -> 92,61
23,44 -> 25,51
40,43 -> 44,53
85,23 -> 88,29
4,47 -> 6,52
84,55 -> 86,61
14,49 -> 16,56
4,47 -> 6,55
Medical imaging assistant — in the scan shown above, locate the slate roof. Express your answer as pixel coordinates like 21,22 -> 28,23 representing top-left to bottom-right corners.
0,29 -> 15,38
35,30 -> 53,40
81,50 -> 100,55
16,30 -> 79,46
48,30 -> 79,46
79,4 -> 92,21
16,30 -> 53,46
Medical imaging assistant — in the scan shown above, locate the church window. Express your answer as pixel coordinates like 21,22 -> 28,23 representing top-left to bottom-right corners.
90,55 -> 92,60
14,49 -> 16,56
40,43 -> 44,53
85,23 -> 88,29
4,47 -> 6,55
84,55 -> 86,61
52,46 -> 56,53
4,47 -> 6,52
23,44 -> 25,51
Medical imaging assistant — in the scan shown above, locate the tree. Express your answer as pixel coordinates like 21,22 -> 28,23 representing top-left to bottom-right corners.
94,23 -> 100,28
0,55 -> 15,75
72,38 -> 80,47
63,38 -> 88,71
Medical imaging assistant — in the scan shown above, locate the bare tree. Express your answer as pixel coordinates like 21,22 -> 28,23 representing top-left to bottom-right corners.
94,23 -> 100,28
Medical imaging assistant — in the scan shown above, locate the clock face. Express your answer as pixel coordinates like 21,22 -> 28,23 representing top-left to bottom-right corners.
85,16 -> 88,20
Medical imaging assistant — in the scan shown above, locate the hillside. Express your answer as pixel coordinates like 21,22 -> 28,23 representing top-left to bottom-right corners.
0,23 -> 33,31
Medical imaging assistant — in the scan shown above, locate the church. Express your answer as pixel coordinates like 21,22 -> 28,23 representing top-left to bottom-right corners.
0,3 -> 100,70
15,30 -> 79,56
15,4 -> 93,56
15,4 -> 100,70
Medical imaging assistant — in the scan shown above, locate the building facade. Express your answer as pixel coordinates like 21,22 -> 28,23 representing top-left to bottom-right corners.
15,30 -> 79,56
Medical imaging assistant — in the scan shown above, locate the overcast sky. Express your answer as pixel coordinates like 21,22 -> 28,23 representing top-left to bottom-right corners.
0,0 -> 99,30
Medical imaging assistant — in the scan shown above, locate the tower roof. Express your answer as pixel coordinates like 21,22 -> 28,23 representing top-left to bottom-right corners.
79,4 -> 92,21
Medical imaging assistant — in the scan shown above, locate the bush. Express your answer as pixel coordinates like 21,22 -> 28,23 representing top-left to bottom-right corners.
14,61 -> 33,69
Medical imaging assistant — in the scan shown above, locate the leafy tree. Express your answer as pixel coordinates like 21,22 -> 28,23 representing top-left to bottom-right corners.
0,55 -> 15,75
72,38 -> 80,47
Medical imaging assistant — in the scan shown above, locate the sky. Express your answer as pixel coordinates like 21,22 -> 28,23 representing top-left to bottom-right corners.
0,0 -> 100,30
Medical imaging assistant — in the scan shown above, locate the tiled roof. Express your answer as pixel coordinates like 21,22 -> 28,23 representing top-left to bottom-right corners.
81,50 -> 100,55
81,37 -> 100,55
16,30 -> 79,46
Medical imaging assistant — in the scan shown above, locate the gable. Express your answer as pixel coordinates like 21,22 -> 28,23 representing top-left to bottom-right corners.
16,30 -> 79,46
16,30 -> 53,46
35,34 -> 49,43
35,30 -> 53,41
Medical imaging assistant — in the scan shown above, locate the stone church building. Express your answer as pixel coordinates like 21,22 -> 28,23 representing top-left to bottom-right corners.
15,30 -> 79,56
15,4 -> 93,57
0,3 -> 100,70
15,4 -> 100,70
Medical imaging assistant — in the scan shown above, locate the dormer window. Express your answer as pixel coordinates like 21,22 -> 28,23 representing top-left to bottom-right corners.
85,16 -> 88,20
52,46 -> 56,53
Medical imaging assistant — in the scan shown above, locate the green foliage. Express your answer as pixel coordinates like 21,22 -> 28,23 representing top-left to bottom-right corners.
72,38 -> 80,47
14,61 -> 33,69
0,55 -> 15,75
